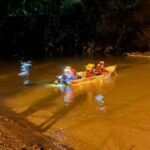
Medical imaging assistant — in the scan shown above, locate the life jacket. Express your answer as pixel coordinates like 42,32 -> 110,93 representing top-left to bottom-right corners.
70,68 -> 77,79
86,69 -> 94,77
96,66 -> 107,75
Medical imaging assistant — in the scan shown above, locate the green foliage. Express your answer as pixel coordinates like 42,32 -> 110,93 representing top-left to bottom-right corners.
0,0 -> 148,56
61,0 -> 83,10
0,0 -> 45,17
108,0 -> 140,10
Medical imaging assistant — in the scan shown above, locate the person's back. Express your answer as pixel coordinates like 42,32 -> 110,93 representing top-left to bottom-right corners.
86,69 -> 94,77
96,61 -> 107,75
85,63 -> 95,77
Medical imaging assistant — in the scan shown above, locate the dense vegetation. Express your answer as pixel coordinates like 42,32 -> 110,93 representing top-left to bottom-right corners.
0,0 -> 149,57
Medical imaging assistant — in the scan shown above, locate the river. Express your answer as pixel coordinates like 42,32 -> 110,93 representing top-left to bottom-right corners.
0,55 -> 150,150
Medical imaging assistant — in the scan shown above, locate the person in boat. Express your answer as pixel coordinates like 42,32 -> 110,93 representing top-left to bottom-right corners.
96,61 -> 108,75
85,63 -> 95,77
61,66 -> 77,84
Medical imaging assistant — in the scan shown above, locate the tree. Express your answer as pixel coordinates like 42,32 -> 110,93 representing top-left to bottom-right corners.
0,0 -> 149,56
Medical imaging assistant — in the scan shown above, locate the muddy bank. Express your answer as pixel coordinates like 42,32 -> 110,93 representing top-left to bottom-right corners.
0,106 -> 72,150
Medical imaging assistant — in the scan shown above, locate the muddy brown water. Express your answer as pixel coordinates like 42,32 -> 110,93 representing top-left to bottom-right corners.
0,56 -> 150,150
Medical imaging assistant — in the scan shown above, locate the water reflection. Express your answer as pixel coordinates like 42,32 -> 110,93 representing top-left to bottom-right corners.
57,77 -> 107,112
64,86 -> 73,105
95,94 -> 104,103
18,60 -> 32,85
59,85 -> 73,105
95,94 -> 106,112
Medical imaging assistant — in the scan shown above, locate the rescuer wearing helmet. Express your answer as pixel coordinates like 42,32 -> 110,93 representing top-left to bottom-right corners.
61,66 -> 77,84
85,63 -> 95,77
96,61 -> 108,75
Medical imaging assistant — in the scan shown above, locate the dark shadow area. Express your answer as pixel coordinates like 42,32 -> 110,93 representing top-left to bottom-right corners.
21,92 -> 62,117
39,93 -> 86,131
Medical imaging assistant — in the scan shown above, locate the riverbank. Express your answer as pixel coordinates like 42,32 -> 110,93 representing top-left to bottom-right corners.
0,106 -> 71,150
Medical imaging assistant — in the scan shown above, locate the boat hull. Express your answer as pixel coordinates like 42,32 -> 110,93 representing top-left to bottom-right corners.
70,65 -> 117,86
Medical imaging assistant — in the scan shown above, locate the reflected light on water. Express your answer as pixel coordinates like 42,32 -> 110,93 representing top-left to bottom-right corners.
57,85 -> 73,105
95,94 -> 106,112
95,94 -> 104,103
63,86 -> 73,105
